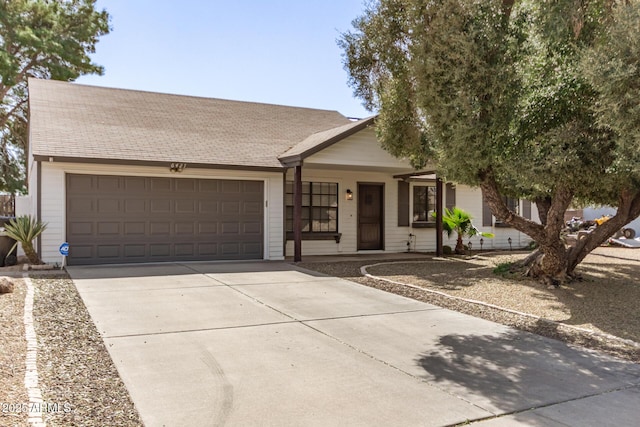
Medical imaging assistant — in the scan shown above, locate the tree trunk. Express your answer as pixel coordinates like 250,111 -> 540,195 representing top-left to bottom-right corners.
455,234 -> 465,254
480,170 -> 640,284
480,170 -> 575,283
21,242 -> 41,265
521,244 -> 570,287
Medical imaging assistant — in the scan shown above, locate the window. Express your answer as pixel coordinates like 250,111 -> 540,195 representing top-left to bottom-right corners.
483,195 -> 531,226
504,196 -> 519,214
412,185 -> 436,223
286,181 -> 338,233
494,196 -> 519,226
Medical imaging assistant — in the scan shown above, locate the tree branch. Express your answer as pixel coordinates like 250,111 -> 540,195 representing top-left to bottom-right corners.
0,98 -> 28,130
0,57 -> 38,102
479,169 -> 546,241
569,188 -> 640,269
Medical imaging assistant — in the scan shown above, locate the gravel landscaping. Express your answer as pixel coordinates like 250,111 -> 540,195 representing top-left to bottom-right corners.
32,274 -> 142,426
0,273 -> 142,427
0,278 -> 28,427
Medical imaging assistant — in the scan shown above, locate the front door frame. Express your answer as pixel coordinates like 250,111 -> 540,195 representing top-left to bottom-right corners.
357,182 -> 384,251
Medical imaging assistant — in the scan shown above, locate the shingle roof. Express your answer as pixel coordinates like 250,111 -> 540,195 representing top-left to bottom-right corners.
28,79 -> 354,169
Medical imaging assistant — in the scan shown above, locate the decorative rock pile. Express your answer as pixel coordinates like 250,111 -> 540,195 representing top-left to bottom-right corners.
0,276 -> 15,293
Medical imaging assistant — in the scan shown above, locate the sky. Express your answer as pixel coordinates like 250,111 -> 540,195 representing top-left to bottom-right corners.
76,0 -> 373,119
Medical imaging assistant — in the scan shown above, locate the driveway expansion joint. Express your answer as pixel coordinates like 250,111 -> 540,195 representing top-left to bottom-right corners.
471,383 -> 640,425
299,319 -> 495,417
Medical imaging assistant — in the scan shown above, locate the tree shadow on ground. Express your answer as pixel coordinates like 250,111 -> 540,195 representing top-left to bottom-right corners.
363,251 -> 640,343
414,327 -> 640,419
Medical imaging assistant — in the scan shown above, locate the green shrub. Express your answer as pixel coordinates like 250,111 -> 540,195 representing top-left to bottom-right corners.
3,215 -> 47,265
493,262 -> 513,275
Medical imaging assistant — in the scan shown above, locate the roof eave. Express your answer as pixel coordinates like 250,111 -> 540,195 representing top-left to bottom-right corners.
278,116 -> 377,166
32,155 -> 285,173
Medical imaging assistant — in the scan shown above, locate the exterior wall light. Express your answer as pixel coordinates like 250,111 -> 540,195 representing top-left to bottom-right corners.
170,163 -> 187,173
346,189 -> 353,200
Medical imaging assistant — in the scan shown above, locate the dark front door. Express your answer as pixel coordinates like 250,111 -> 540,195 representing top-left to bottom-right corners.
358,183 -> 383,250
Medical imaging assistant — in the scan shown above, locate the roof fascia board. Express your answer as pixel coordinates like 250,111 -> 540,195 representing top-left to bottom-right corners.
33,155 -> 285,173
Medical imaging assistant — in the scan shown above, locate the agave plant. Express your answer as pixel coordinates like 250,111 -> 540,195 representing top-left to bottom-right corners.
439,207 -> 494,255
3,215 -> 48,265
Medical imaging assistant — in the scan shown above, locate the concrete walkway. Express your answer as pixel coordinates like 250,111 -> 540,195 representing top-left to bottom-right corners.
68,261 -> 640,427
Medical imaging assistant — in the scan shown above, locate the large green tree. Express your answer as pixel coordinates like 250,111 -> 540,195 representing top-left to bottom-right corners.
340,0 -> 640,285
0,0 -> 110,193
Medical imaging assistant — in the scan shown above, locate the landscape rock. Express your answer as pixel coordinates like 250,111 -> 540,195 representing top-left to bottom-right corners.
0,277 -> 15,293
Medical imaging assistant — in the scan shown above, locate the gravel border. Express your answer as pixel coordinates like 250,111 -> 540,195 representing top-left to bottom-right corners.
0,278 -> 28,427
32,274 -> 142,427
23,276 -> 45,427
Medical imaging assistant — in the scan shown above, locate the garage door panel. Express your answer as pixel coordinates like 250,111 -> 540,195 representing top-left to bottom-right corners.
243,242 -> 263,256
175,243 -> 195,256
69,222 -> 93,236
66,175 -> 264,265
243,181 -> 263,193
221,201 -> 240,214
125,222 -> 146,235
97,222 -> 120,236
221,181 -> 241,193
151,199 -> 171,213
176,179 -> 196,192
68,174 -> 94,191
199,200 -> 219,214
221,222 -> 239,234
125,199 -> 146,213
150,222 -> 171,235
199,180 -> 219,192
97,176 -> 120,191
124,245 -> 146,257
243,222 -> 262,234
98,199 -> 120,213
243,201 -> 263,215
150,178 -> 171,191
70,245 -> 94,259
175,223 -> 195,235
198,222 -> 218,234
221,242 -> 240,255
68,198 -> 94,214
124,177 -> 146,191
150,244 -> 171,257
175,199 -> 196,213
97,245 -> 120,259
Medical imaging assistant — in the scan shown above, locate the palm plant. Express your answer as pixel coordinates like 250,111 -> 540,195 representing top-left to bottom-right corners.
440,207 -> 494,254
3,215 -> 47,264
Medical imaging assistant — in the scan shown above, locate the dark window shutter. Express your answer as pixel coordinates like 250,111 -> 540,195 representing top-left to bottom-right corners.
482,195 -> 493,226
397,181 -> 410,227
522,200 -> 531,220
445,183 -> 456,211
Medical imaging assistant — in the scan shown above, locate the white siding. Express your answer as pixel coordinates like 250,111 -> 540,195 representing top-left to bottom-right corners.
454,185 -> 538,250
284,174 -> 539,257
305,128 -> 414,172
284,168 -> 427,256
37,162 -> 284,264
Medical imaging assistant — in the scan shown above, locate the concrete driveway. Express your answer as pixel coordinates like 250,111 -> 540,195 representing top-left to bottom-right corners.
68,261 -> 640,427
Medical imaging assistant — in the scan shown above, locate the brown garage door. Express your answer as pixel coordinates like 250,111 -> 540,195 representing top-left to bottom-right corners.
66,174 -> 264,265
